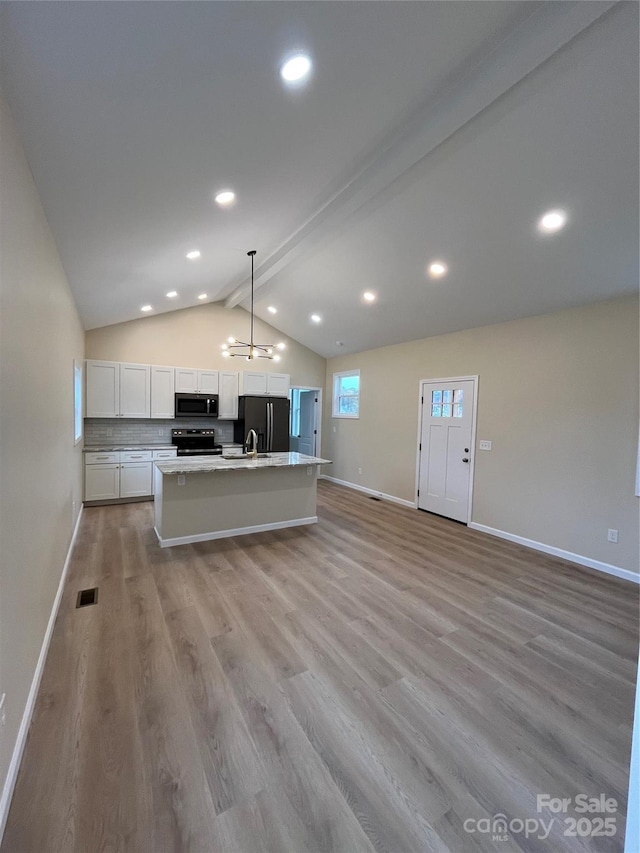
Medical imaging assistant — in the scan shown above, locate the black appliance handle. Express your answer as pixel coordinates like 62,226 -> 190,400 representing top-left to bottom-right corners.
266,401 -> 270,450
269,401 -> 273,450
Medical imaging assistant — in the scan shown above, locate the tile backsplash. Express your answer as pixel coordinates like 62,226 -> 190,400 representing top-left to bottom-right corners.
84,418 -> 236,446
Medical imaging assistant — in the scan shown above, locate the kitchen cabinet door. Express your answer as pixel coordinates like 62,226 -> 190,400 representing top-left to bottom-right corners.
175,368 -> 198,393
197,370 -> 219,394
85,360 -> 119,418
151,366 -> 175,418
85,463 -> 120,501
120,462 -> 153,498
119,363 -> 151,418
266,373 -> 290,397
218,370 -> 239,419
239,371 -> 268,395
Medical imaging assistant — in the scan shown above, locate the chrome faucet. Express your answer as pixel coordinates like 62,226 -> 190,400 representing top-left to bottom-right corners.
245,429 -> 258,459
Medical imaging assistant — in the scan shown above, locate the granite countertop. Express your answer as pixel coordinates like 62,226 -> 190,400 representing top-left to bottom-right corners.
84,444 -> 175,452
155,452 -> 332,475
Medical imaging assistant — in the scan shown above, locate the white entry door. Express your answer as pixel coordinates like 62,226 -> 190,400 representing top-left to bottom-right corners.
418,378 -> 476,523
298,391 -> 317,456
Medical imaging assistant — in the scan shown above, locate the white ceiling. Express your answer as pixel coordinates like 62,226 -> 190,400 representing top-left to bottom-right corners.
1,1 -> 637,357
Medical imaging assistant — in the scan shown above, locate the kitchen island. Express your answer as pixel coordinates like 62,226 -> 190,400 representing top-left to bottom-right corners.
153,452 -> 331,547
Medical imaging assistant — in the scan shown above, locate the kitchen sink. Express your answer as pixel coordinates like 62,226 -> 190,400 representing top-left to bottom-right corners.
222,453 -> 271,459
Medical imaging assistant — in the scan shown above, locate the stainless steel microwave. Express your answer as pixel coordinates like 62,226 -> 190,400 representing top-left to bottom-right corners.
174,393 -> 218,418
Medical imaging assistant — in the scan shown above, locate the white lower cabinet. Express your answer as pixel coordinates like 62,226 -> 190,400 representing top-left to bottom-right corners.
120,462 -> 153,498
85,447 -> 176,501
85,464 -> 120,501
152,449 -> 178,461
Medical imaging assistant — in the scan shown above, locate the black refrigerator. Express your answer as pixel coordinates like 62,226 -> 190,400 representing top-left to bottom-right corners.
234,396 -> 290,452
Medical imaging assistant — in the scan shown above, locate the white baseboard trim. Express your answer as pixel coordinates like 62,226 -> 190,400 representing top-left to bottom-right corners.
0,505 -> 84,843
155,516 -> 318,548
319,475 -> 416,510
468,522 -> 639,585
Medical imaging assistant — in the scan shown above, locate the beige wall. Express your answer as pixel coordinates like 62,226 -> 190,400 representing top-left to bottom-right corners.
86,304 -> 326,389
0,92 -> 85,804
324,296 -> 639,575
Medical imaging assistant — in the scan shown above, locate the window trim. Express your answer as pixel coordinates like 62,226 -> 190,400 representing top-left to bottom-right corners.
332,369 -> 360,419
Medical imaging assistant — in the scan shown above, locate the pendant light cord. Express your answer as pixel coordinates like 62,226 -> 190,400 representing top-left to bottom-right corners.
248,250 -> 256,355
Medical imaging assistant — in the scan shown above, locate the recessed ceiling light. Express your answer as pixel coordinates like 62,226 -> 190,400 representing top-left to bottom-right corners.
215,190 -> 236,207
186,250 -> 201,260
276,342 -> 286,350
166,291 -> 178,298
428,261 -> 448,278
198,293 -> 208,300
538,209 -> 567,233
141,305 -> 152,312
267,306 -> 277,314
280,53 -> 312,84
310,313 -> 322,324
362,291 -> 376,303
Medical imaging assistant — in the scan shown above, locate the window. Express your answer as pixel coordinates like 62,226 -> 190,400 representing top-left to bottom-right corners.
333,370 -> 360,418
430,388 -> 463,418
73,359 -> 83,445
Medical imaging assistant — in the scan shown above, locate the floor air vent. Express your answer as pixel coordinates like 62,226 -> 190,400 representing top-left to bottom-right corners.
370,496 -> 382,501
76,587 -> 98,608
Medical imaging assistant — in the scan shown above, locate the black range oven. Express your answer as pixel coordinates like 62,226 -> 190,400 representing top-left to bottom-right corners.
175,392 -> 218,418
171,429 -> 223,456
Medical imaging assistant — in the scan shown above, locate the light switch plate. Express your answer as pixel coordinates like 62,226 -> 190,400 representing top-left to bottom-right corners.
479,440 -> 492,451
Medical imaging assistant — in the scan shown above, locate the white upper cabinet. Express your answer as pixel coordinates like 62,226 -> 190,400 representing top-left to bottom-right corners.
198,370 -> 219,394
266,373 -> 290,397
175,368 -> 219,394
218,370 -> 239,419
119,363 -> 151,418
239,371 -> 268,395
86,360 -> 151,418
85,360 -> 119,417
238,371 -> 290,396
174,368 -> 198,393
151,365 -> 175,419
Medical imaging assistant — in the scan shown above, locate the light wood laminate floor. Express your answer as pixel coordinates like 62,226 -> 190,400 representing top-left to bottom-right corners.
3,481 -> 638,853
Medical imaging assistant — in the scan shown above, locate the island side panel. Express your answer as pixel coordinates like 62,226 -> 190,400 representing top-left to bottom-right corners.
153,463 -> 164,537
157,465 -> 319,544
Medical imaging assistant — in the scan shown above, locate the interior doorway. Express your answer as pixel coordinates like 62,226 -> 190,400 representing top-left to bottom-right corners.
416,376 -> 478,523
289,387 -> 322,456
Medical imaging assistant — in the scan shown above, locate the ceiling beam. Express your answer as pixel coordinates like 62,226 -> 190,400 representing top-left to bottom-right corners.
225,0 -> 618,309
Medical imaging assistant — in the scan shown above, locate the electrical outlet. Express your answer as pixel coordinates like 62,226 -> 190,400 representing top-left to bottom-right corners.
479,440 -> 492,451
607,528 -> 618,543
358,467 -> 363,475
177,475 -> 186,486
106,428 -> 113,437
158,428 -> 163,436
333,425 -> 336,433
307,466 -> 312,476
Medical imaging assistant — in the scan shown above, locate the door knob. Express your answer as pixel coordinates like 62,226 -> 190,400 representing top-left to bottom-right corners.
462,458 -> 469,463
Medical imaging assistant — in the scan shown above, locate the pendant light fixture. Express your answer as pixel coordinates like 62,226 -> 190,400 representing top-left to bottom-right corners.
221,250 -> 285,361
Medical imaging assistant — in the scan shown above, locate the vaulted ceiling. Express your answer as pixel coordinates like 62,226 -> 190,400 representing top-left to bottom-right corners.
1,1 -> 637,357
